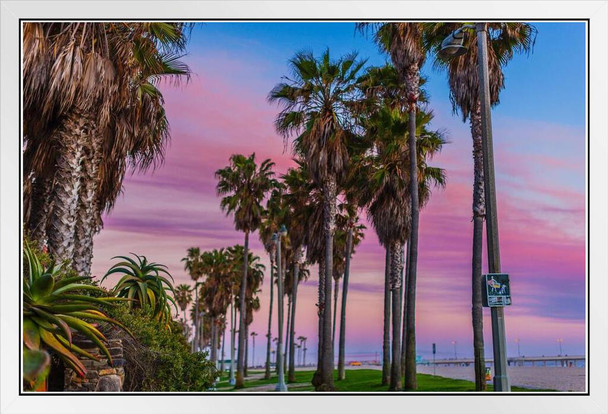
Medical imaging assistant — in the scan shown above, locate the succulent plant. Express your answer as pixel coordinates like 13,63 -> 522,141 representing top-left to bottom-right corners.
102,254 -> 177,328
23,243 -> 127,378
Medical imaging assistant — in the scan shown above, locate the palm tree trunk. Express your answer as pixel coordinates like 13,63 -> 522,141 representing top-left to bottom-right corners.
244,323 -> 249,377
312,258 -> 325,387
389,240 -> 404,391
200,312 -> 205,351
404,66 -> 421,391
338,226 -> 353,380
48,109 -> 91,264
470,103 -> 487,391
288,253 -> 301,383
382,246 -> 391,386
264,254 -> 275,379
26,175 -> 52,247
72,133 -> 102,276
220,321 -> 226,373
319,177 -> 337,391
332,277 -> 339,351
401,239 -> 410,379
210,316 -> 217,363
235,230 -> 250,388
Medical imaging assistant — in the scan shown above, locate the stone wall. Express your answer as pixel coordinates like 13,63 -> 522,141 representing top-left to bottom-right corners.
64,331 -> 125,392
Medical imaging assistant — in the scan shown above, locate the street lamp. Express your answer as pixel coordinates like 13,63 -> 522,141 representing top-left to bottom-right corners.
440,22 -> 511,392
274,228 -> 288,392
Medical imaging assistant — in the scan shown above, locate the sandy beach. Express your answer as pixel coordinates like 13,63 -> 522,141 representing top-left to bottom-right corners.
415,365 -> 586,392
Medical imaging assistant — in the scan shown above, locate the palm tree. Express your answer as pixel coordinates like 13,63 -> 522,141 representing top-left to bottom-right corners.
422,22 -> 536,390
23,23 -> 190,274
336,202 -> 365,380
182,247 -> 205,346
230,244 -> 265,377
175,283 -> 193,323
259,185 -> 285,379
361,99 -> 447,390
331,225 -> 347,351
215,154 -> 276,387
199,248 -> 235,364
282,160 -> 328,380
363,22 -> 429,390
269,49 -> 366,391
282,164 -> 315,382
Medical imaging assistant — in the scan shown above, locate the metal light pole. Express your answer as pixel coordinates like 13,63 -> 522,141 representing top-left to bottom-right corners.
251,332 -> 258,368
229,295 -> 236,385
557,338 -> 563,356
440,22 -> 511,391
274,226 -> 288,391
476,22 -> 510,392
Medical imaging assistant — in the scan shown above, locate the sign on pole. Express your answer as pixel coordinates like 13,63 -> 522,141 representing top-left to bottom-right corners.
482,273 -> 511,307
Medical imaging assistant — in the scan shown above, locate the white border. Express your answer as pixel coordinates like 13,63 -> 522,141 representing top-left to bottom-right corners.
2,1 -> 607,413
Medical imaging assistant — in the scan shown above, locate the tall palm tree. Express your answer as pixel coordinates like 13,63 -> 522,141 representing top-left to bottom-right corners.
215,154 -> 276,388
230,244 -> 265,377
357,61 -> 417,387
175,283 -> 193,323
336,202 -> 365,380
182,247 -> 205,347
269,49 -> 366,391
363,107 -> 412,391
363,22 -> 429,390
423,22 -> 536,390
199,248 -> 235,364
259,185 -> 285,379
362,99 -> 447,390
288,161 -> 328,385
23,23 -> 190,274
331,224 -> 347,351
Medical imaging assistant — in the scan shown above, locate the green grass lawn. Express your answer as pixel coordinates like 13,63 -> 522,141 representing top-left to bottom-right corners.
215,369 -> 556,392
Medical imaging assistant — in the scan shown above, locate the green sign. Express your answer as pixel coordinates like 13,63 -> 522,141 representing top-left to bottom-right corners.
482,273 -> 511,307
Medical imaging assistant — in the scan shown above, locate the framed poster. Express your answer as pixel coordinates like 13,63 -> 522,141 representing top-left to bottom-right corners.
1,1 -> 606,414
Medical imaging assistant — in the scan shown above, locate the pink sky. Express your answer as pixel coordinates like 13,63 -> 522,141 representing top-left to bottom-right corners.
91,38 -> 586,364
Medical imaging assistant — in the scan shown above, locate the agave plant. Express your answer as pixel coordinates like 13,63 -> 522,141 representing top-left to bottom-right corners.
23,349 -> 51,390
102,253 -> 177,328
23,243 -> 126,378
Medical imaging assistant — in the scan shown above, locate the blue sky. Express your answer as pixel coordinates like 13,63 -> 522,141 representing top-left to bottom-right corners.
189,22 -> 586,126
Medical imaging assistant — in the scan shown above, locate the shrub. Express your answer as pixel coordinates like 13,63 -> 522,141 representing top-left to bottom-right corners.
107,304 -> 217,391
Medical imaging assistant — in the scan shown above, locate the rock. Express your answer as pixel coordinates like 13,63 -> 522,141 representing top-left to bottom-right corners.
98,368 -> 117,376
95,375 -> 121,392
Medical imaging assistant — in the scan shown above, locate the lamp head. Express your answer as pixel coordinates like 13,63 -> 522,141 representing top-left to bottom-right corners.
439,29 -> 468,59
272,233 -> 278,242
279,224 -> 288,237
